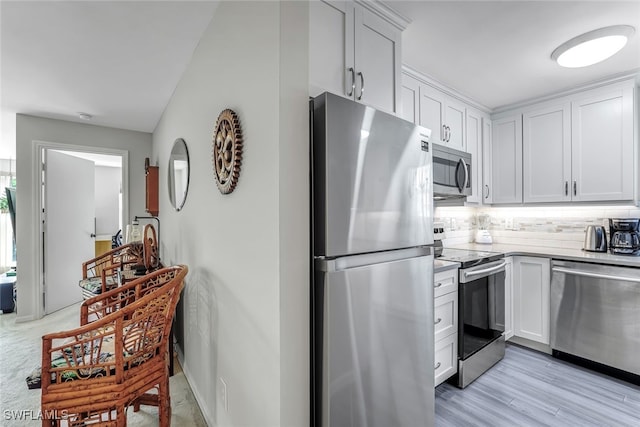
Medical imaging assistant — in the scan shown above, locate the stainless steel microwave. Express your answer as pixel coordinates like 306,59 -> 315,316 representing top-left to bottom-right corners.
432,143 -> 472,200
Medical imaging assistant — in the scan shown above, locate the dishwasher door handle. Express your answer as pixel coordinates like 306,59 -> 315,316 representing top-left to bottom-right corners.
552,266 -> 640,283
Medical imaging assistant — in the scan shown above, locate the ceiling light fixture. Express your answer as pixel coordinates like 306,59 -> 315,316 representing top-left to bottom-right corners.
78,112 -> 92,120
551,25 -> 635,68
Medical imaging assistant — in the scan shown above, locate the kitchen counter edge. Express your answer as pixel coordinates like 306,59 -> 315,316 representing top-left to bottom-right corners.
448,243 -> 640,268
434,259 -> 461,273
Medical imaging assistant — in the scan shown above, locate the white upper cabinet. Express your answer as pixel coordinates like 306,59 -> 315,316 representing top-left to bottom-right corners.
400,69 -> 420,123
445,99 -> 466,151
482,117 -> 493,204
465,108 -> 484,204
571,84 -> 634,202
520,80 -> 635,204
523,102 -> 571,203
309,1 -> 353,100
419,84 -> 466,151
309,0 -> 405,115
491,114 -> 523,204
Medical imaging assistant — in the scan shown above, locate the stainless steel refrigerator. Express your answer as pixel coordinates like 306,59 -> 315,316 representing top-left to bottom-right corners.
311,92 -> 435,427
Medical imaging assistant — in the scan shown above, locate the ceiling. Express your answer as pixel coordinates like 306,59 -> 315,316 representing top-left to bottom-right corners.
0,1 -> 219,158
393,1 -> 640,110
1,1 -> 639,159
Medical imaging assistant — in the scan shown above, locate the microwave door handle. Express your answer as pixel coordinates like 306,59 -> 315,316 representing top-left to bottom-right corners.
456,158 -> 469,193
462,158 -> 469,191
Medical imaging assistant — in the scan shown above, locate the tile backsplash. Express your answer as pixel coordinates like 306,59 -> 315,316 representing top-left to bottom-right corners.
435,205 -> 640,250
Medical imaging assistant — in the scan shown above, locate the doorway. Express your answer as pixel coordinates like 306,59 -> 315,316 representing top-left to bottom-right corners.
37,143 -> 128,315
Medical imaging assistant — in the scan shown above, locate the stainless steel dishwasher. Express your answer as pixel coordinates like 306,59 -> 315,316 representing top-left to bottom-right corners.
551,260 -> 640,377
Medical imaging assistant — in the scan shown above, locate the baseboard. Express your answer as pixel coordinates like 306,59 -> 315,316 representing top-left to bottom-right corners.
182,363 -> 213,427
15,314 -> 35,323
507,336 -> 552,355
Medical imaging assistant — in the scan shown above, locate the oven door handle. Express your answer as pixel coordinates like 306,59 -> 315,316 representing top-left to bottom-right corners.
461,261 -> 506,281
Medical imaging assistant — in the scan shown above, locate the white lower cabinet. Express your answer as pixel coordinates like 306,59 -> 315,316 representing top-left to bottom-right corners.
434,268 -> 458,386
503,257 -> 514,340
434,334 -> 457,387
434,291 -> 457,343
513,256 -> 550,345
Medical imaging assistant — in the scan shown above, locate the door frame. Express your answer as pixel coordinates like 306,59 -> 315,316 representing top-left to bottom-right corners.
32,140 -> 129,318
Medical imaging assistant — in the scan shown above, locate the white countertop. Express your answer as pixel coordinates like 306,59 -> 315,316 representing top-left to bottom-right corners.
448,243 -> 640,268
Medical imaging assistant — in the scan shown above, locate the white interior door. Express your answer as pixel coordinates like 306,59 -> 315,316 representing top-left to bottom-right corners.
44,150 -> 95,314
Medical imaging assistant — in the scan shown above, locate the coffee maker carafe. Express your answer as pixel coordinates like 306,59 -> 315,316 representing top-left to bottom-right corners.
609,218 -> 640,255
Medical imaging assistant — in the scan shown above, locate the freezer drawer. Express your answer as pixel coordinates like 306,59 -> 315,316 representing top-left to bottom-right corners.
314,249 -> 434,427
551,260 -> 640,376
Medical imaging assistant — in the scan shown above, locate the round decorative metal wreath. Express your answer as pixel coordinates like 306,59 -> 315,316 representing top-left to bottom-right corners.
212,109 -> 243,194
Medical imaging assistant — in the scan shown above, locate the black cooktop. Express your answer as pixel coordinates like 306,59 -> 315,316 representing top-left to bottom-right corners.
437,248 -> 504,269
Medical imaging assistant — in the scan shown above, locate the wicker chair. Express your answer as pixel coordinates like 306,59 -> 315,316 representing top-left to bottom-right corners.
79,243 -> 141,299
79,224 -> 161,299
41,265 -> 187,426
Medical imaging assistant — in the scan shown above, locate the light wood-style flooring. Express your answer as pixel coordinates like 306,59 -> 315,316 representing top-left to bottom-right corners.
436,344 -> 640,426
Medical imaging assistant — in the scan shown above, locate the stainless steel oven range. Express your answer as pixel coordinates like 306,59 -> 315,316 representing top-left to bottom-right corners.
438,248 -> 506,388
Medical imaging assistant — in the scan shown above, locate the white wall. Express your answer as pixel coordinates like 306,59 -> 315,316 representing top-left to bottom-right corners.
152,2 -> 309,426
94,165 -> 121,236
15,114 -> 151,320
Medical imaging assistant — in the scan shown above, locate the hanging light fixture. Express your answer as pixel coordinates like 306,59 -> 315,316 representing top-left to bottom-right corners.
551,25 -> 635,68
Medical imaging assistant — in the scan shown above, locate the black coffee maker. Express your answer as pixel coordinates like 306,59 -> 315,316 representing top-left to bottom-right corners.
609,218 -> 640,255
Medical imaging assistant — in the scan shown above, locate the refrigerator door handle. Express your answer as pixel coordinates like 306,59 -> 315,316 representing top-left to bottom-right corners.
316,246 -> 433,272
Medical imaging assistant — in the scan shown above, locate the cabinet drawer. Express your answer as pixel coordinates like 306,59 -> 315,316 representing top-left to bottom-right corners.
434,268 -> 458,298
435,333 -> 458,387
434,292 -> 457,342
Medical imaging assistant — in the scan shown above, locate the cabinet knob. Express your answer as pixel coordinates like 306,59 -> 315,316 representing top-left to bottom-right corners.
434,282 -> 443,288
434,362 -> 441,370
434,317 -> 442,325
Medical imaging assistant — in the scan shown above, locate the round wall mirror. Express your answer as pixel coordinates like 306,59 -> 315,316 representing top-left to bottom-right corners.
168,138 -> 190,211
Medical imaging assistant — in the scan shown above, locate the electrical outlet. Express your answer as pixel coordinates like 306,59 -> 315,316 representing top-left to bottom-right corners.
505,217 -> 514,230
220,377 -> 228,412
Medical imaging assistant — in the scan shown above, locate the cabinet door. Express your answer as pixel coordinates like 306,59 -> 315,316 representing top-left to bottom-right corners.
400,73 -> 420,123
309,1 -> 354,99
434,292 -> 457,342
482,117 -> 493,204
419,84 -> 445,143
354,5 -> 401,114
571,85 -> 634,202
523,103 -> 571,203
434,333 -> 457,387
445,99 -> 466,151
513,257 -> 550,345
503,257 -> 513,340
465,108 -> 482,204
145,165 -> 159,216
491,114 -> 523,204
